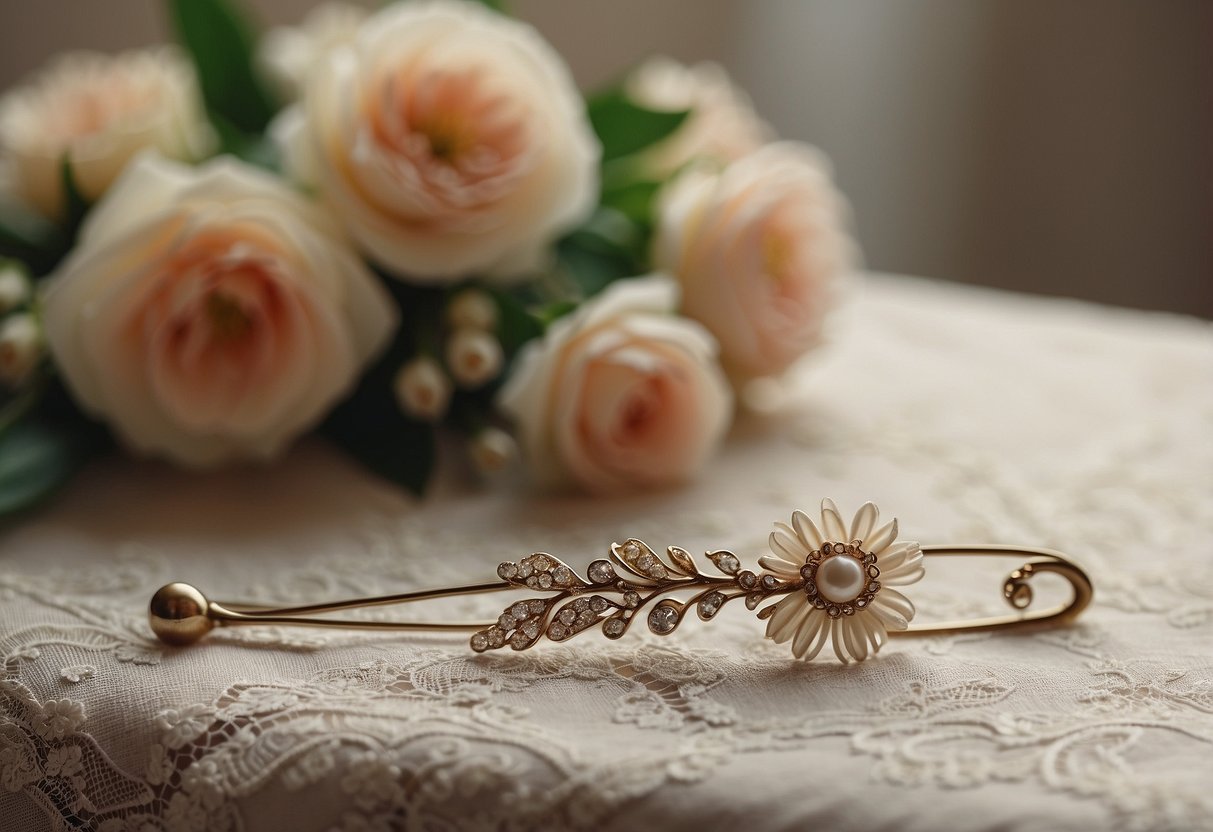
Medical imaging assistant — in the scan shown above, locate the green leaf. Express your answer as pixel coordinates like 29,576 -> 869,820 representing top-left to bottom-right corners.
60,156 -> 91,241
600,178 -> 662,226
0,201 -> 67,275
489,288 -> 544,354
167,0 -> 278,135
325,407 -> 437,497
586,89 -> 690,164
0,421 -> 81,518
208,110 -> 281,171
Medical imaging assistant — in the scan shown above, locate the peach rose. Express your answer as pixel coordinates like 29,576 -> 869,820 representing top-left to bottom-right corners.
42,154 -> 396,467
626,57 -> 771,178
277,0 -> 599,282
653,142 -> 856,381
258,2 -> 368,101
0,48 -> 212,218
498,275 -> 732,493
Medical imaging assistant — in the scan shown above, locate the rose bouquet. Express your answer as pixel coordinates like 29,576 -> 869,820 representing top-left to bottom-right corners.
0,0 -> 855,515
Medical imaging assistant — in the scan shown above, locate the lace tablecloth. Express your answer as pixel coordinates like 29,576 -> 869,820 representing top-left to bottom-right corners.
2,275 -> 1211,832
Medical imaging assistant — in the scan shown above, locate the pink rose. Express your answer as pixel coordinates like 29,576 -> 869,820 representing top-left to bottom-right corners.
498,276 -> 732,493
42,154 -> 396,467
654,142 -> 856,381
0,48 -> 212,218
278,0 -> 599,282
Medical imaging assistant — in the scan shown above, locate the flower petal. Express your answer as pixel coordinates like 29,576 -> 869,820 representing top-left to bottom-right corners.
859,611 -> 887,653
791,609 -> 826,659
758,554 -> 803,580
830,617 -> 849,664
872,588 -> 916,625
769,528 -> 808,564
765,594 -> 811,643
882,561 -> 925,587
797,614 -> 832,660
791,509 -> 824,550
842,617 -> 868,661
868,601 -> 909,632
865,517 -> 898,555
849,502 -> 879,543
821,498 -> 847,542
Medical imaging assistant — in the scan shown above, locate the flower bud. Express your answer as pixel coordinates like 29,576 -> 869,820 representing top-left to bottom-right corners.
469,427 -> 517,475
0,313 -> 42,387
446,328 -> 503,389
446,288 -> 498,332
0,265 -> 31,313
394,356 -> 452,422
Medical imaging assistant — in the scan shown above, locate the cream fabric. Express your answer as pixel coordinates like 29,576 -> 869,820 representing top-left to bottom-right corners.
1,274 -> 1211,831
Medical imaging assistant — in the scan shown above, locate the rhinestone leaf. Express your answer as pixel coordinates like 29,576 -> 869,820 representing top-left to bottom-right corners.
590,596 -> 609,613
666,546 -> 697,576
603,618 -> 625,637
648,605 -> 679,634
708,551 -> 741,575
697,591 -> 726,620
587,560 -> 616,584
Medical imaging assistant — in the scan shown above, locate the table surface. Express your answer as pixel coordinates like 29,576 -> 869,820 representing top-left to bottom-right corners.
2,274 -> 1211,832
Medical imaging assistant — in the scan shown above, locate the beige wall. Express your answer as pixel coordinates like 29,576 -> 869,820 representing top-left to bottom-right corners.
2,0 -> 1209,316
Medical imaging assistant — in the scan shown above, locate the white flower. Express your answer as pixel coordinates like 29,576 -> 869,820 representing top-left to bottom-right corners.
498,275 -> 733,494
761,499 -> 925,662
446,288 -> 498,331
394,356 -> 452,422
340,751 -> 403,811
468,426 -> 516,474
654,142 -> 856,381
258,2 -> 368,101
0,312 -> 42,387
41,154 -> 396,468
33,699 -> 86,740
0,47 -> 212,218
626,57 -> 772,178
278,0 -> 599,282
44,745 -> 83,778
0,264 -> 31,312
155,703 -> 214,749
446,327 -> 503,388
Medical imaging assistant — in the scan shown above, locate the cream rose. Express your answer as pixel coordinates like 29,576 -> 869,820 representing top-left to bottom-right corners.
626,57 -> 771,178
278,0 -> 599,282
653,142 -> 856,381
0,47 -> 212,218
42,154 -> 396,467
498,275 -> 732,494
258,2 -> 369,102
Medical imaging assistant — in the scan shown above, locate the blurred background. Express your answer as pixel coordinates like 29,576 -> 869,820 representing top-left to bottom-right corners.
2,0 -> 1209,317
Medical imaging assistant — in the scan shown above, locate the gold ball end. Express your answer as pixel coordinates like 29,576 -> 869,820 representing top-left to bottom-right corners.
149,582 -> 214,646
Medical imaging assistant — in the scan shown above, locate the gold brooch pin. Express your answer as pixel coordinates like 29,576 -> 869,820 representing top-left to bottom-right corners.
149,499 -> 1093,663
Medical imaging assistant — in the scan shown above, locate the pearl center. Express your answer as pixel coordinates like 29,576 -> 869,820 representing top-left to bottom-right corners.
816,555 -> 866,603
